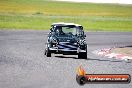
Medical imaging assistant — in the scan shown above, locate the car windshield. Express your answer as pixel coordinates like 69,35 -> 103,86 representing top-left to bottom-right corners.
55,25 -> 84,35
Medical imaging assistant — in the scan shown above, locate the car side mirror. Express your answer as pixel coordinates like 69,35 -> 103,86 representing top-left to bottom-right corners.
50,28 -> 52,31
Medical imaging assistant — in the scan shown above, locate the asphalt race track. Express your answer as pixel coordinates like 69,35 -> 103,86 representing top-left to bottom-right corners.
0,30 -> 132,88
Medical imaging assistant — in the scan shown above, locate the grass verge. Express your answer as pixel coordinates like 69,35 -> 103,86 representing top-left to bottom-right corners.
0,0 -> 132,31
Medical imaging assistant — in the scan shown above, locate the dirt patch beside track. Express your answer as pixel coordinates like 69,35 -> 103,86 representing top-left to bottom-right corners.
111,47 -> 132,57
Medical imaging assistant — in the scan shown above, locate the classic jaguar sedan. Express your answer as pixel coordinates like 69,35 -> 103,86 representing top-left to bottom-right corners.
45,22 -> 87,59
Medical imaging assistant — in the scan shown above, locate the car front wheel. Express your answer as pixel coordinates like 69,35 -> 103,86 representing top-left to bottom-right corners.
45,48 -> 51,57
78,52 -> 87,59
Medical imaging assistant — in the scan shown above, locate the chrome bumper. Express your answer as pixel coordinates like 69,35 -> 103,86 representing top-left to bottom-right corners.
49,47 -> 86,53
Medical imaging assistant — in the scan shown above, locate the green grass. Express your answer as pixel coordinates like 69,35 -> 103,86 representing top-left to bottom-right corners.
0,0 -> 132,31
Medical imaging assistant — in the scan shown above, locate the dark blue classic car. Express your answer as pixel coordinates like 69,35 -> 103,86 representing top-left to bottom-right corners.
45,22 -> 87,59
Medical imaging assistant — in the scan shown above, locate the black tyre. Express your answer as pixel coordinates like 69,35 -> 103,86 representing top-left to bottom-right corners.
82,52 -> 87,59
78,52 -> 87,59
45,48 -> 51,57
44,49 -> 46,55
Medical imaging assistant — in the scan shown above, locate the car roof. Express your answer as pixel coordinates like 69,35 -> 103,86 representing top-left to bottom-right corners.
52,22 -> 82,27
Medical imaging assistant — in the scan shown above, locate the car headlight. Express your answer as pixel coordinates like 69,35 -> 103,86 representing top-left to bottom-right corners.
50,37 -> 58,43
79,39 -> 86,45
52,38 -> 58,43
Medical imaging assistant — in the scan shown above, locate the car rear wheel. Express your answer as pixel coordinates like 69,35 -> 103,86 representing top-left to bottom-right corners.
78,52 -> 87,59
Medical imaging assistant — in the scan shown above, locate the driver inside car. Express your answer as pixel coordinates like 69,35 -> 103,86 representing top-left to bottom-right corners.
56,27 -> 65,35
